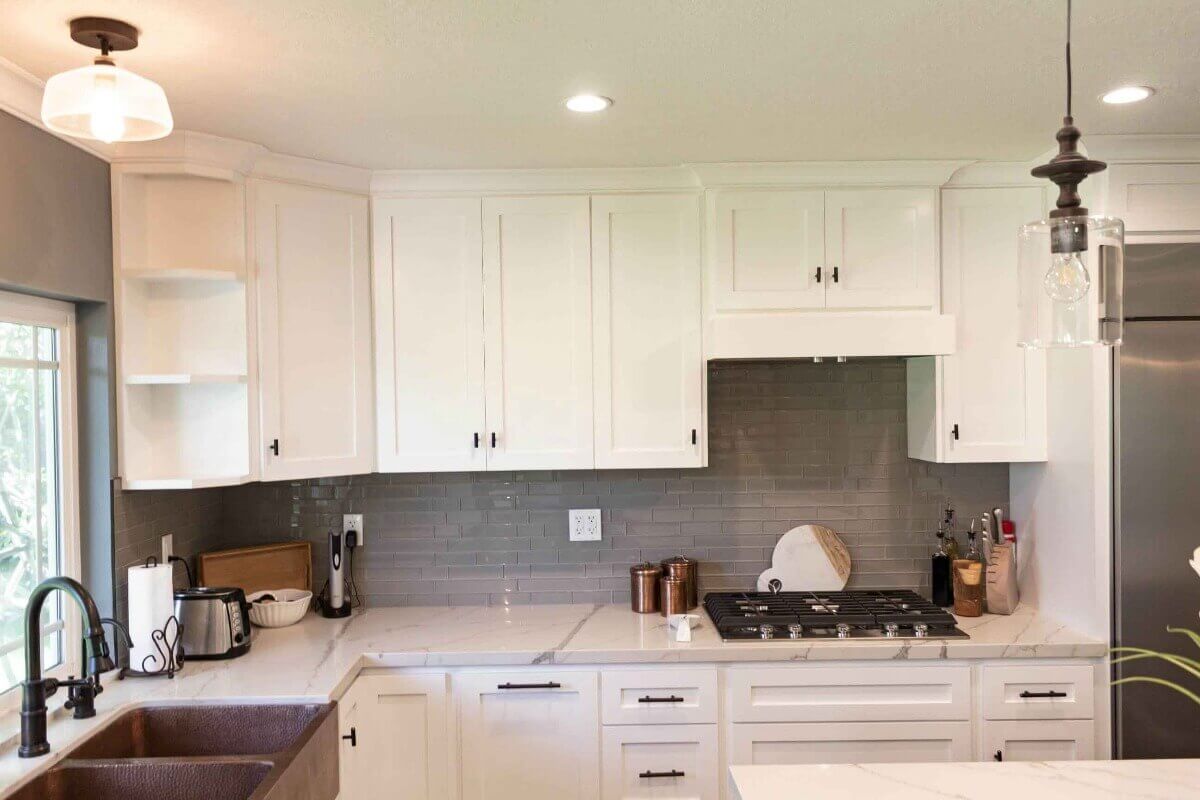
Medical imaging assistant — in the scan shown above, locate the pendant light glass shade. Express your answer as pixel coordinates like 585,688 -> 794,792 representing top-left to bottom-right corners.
1017,214 -> 1123,348
41,60 -> 173,143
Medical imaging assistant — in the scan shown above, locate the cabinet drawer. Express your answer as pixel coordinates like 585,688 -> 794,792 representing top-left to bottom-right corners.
729,721 -> 972,765
601,668 -> 717,725
727,665 -> 970,722
981,664 -> 1095,720
982,719 -> 1096,762
602,725 -> 719,800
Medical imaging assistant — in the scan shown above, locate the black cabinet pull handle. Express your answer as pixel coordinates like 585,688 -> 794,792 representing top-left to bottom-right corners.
342,727 -> 357,747
638,695 -> 685,704
994,750 -> 1002,762
815,266 -> 822,283
497,681 -> 561,690
1020,690 -> 1068,698
639,770 -> 685,779
490,432 -> 497,448
951,424 -> 960,441
832,266 -> 840,283
690,429 -> 697,445
473,432 -> 480,448
269,439 -> 279,456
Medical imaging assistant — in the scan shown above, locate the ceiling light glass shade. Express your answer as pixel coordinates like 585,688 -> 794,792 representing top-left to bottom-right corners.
1101,86 -> 1154,104
1017,214 -> 1124,348
565,94 -> 612,113
41,61 -> 173,143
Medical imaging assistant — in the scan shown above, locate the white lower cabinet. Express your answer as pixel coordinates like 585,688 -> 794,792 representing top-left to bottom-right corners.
728,721 -> 972,765
602,725 -> 719,800
457,671 -> 600,800
337,673 -> 451,800
982,719 -> 1096,762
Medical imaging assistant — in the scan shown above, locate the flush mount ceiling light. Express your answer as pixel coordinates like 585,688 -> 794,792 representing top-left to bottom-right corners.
1017,0 -> 1124,349
565,94 -> 613,113
40,17 -> 173,144
1101,85 -> 1155,104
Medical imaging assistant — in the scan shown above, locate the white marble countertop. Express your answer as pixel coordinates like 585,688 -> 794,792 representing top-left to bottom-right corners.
729,760 -> 1200,799
0,602 -> 1102,796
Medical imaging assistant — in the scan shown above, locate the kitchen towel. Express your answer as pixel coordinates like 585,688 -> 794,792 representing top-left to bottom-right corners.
127,561 -> 178,672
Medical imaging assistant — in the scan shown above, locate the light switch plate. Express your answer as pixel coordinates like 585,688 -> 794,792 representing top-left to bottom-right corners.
343,514 -> 364,547
569,509 -> 602,542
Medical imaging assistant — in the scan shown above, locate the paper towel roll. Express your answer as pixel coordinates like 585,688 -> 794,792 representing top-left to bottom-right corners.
128,562 -> 177,672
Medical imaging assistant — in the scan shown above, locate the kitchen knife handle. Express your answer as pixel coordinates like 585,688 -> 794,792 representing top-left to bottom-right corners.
1019,690 -> 1067,698
638,695 -> 685,704
497,681 -> 561,690
639,770 -> 685,779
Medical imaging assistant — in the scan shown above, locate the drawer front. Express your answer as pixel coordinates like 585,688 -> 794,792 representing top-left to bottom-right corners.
981,664 -> 1095,720
982,719 -> 1096,762
727,665 -> 970,722
602,725 -> 719,800
601,668 -> 718,725
729,721 -> 972,766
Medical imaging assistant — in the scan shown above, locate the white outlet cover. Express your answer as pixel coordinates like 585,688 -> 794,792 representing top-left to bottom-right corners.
160,533 -> 174,564
569,509 -> 602,542
343,513 -> 364,546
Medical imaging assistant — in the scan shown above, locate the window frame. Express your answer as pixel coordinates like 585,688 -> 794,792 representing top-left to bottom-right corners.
0,290 -> 81,712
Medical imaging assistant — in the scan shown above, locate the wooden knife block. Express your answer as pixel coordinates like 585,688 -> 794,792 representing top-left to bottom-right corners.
951,558 -> 984,617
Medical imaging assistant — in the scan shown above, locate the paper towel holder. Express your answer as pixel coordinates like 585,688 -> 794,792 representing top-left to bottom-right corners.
119,556 -> 185,680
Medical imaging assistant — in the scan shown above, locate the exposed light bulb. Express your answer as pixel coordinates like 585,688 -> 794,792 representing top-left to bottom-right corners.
1043,251 -> 1091,305
89,68 -> 126,143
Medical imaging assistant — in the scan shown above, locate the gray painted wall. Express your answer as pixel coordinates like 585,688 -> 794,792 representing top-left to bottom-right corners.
217,360 -> 1008,606
0,110 -> 116,615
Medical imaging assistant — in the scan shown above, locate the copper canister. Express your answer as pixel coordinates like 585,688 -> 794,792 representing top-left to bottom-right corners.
659,575 -> 689,617
660,555 -> 699,609
629,562 -> 662,614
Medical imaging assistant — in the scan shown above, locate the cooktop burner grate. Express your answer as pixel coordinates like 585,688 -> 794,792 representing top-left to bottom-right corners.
704,589 -> 968,641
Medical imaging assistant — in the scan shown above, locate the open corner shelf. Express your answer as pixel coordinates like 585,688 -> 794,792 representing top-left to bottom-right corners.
121,475 -> 252,491
124,373 -> 248,386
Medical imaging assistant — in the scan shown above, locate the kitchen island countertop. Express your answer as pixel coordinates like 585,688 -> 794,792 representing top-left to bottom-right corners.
0,602 -> 1103,795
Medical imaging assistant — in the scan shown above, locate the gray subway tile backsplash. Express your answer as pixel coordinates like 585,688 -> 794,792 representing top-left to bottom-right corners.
112,359 -> 1008,612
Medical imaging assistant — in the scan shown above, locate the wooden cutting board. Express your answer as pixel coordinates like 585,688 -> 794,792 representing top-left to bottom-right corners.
757,524 -> 852,591
197,541 -> 312,595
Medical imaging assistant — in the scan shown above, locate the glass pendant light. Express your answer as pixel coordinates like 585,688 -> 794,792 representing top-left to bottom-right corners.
1017,0 -> 1123,348
40,17 -> 173,144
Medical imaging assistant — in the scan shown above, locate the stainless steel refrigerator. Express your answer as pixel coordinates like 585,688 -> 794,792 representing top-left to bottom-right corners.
1114,242 -> 1200,759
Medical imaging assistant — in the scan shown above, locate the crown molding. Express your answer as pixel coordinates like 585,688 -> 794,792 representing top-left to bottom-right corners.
251,151 -> 372,194
688,160 -> 972,188
110,130 -> 266,175
0,55 -> 113,161
372,166 -> 700,195
944,160 -> 1045,188
1084,134 -> 1200,164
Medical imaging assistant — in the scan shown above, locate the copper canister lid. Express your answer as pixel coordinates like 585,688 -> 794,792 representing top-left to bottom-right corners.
631,562 -> 663,576
660,555 -> 697,567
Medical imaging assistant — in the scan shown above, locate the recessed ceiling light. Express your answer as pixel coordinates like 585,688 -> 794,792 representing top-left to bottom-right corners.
565,94 -> 612,113
1100,86 -> 1155,105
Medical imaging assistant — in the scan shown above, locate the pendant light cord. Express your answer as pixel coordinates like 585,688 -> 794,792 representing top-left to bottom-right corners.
1065,0 -> 1073,117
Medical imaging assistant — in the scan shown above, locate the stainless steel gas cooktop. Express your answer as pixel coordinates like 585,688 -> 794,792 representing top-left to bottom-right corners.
704,589 -> 969,641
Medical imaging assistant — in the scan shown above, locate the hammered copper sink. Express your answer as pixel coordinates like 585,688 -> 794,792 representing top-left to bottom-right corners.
5,704 -> 338,800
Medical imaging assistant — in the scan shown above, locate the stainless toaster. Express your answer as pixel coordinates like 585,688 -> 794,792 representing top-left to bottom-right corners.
174,586 -> 252,660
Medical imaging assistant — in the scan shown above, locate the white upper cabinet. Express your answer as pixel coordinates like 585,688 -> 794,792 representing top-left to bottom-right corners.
254,180 -> 374,480
713,189 -> 826,311
373,197 -> 486,472
824,188 -> 937,309
591,194 -> 704,469
907,187 -> 1047,463
482,196 -> 594,470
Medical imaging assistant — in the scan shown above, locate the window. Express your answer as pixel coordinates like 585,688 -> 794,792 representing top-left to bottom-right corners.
0,292 -> 78,696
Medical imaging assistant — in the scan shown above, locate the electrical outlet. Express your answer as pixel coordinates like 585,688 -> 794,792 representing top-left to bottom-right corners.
343,514 -> 364,547
160,533 -> 174,564
569,509 -> 602,542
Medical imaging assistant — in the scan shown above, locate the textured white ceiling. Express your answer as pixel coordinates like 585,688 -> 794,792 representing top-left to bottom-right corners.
1,0 -> 1197,169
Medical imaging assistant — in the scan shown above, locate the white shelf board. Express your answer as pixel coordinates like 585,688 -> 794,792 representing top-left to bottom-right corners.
122,268 -> 244,283
121,475 -> 251,490
124,373 -> 248,385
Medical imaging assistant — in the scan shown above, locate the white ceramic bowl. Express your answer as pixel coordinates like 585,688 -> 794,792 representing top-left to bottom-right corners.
247,588 -> 312,628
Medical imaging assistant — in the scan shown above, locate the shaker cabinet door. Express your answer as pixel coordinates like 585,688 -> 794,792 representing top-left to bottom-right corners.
458,671 -> 600,800
373,196 -> 487,472
254,180 -> 374,480
592,193 -> 704,469
711,189 -> 826,311
482,196 -> 594,470
824,188 -> 937,310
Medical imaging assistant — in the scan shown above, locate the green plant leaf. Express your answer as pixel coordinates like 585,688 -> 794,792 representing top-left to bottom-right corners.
1111,647 -> 1200,678
1167,627 -> 1200,654
1111,675 -> 1200,707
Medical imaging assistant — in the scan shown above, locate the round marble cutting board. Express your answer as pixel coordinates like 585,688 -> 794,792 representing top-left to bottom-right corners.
757,524 -> 852,592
